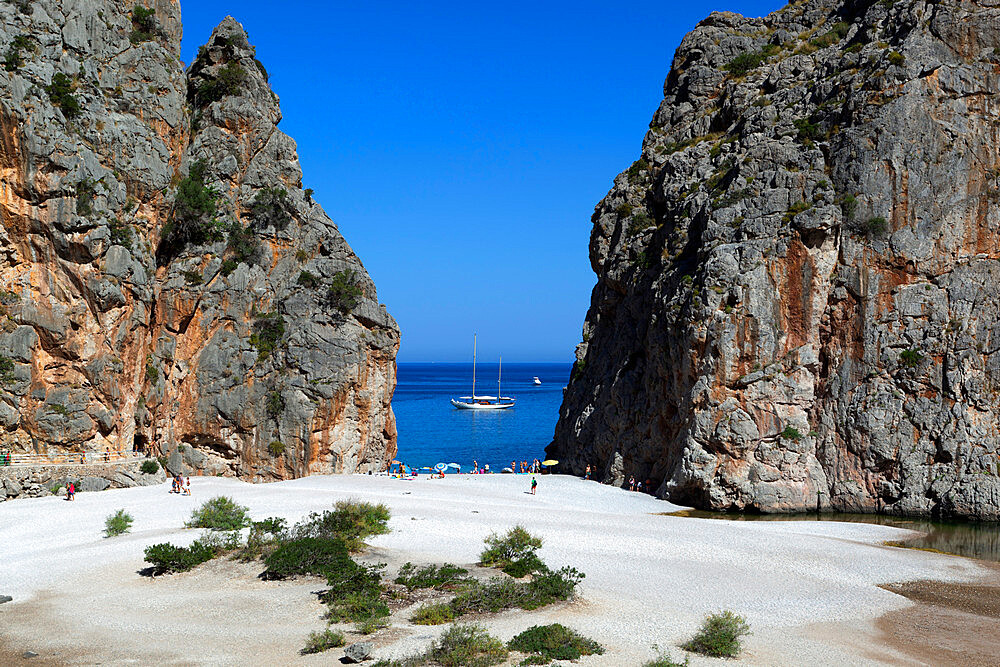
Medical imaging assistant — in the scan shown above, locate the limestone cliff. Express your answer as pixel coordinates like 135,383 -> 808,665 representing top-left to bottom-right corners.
0,1 -> 399,479
548,0 -> 1000,519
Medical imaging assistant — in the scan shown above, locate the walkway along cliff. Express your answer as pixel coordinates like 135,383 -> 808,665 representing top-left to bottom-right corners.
548,0 -> 1000,519
0,1 -> 399,480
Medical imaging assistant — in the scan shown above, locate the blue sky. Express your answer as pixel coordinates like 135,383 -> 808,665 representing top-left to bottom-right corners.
179,1 -> 785,362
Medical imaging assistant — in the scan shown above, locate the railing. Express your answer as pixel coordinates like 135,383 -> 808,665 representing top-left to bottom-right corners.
0,451 -> 144,467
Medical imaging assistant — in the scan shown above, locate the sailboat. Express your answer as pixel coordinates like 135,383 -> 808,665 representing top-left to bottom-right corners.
451,335 -> 515,410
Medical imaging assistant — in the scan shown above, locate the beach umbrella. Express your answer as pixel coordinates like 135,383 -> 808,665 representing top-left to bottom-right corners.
420,466 -> 432,471
434,463 -> 447,472
542,459 -> 559,466
391,460 -> 401,465
446,463 -> 461,470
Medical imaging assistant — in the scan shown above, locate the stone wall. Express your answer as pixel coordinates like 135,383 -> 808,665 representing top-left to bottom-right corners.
0,458 -> 166,501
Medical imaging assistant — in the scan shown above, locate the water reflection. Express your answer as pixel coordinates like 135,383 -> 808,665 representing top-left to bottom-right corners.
665,510 -> 1000,562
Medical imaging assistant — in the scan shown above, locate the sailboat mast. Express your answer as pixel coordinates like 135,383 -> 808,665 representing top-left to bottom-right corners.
472,334 -> 477,400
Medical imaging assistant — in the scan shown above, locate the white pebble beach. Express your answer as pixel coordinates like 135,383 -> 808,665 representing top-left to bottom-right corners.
0,473 -> 993,665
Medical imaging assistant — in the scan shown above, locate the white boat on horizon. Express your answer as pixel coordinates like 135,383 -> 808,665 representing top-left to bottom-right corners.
532,376 -> 542,386
451,335 -> 515,410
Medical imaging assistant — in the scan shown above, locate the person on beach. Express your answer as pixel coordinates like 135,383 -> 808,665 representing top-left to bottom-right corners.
511,460 -> 517,474
531,476 -> 537,495
628,476 -> 636,491
585,464 -> 591,480
473,460 -> 478,474
184,475 -> 191,496
67,481 -> 75,501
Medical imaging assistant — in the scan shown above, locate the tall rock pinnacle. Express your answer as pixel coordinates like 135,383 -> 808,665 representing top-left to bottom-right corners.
0,1 -> 398,480
548,0 -> 1000,519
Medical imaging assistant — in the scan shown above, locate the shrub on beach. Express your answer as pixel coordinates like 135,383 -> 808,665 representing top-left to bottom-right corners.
508,623 -> 604,661
293,499 -> 390,551
410,602 -> 458,625
682,610 -> 751,658
263,536 -> 351,579
643,646 -> 690,667
235,517 -> 287,561
395,562 -> 470,590
301,627 -> 345,654
480,525 -> 544,577
140,459 -> 159,474
104,509 -> 134,538
430,624 -> 508,667
448,566 -> 583,617
143,540 -> 215,574
185,496 -> 250,531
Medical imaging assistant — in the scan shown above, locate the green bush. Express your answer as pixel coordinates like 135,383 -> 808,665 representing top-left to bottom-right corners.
860,216 -> 888,237
104,509 -> 134,538
627,157 -> 649,180
726,52 -> 765,76
194,62 -> 246,107
449,566 -> 583,616
682,610 -> 751,658
249,311 -> 285,361
109,218 -> 133,249
643,647 -> 690,667
297,270 -> 319,288
900,348 -> 923,368
0,355 -> 15,384
268,440 -> 285,456
888,50 -> 905,66
326,589 -> 390,624
3,34 -> 31,72
249,187 -> 293,230
182,269 -> 203,285
395,562 -> 470,590
508,623 -> 604,661
794,117 -> 821,142
301,628 -> 345,654
220,259 -> 238,276
225,222 -> 261,266
266,390 -> 285,417
293,500 -> 391,551
185,496 -> 250,531
159,160 -> 220,263
480,525 -> 544,577
780,425 -> 802,441
143,540 -> 216,574
627,211 -> 653,236
130,4 -> 160,43
76,179 -> 97,216
140,459 -> 159,474
431,624 -> 508,667
235,517 -> 287,561
46,72 -> 81,119
263,536 -> 351,579
410,602 -> 458,625
838,193 -> 858,219
145,356 -> 159,383
324,269 -> 362,315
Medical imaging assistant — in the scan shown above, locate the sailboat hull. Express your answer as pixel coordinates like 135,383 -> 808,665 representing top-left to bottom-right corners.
451,399 -> 515,410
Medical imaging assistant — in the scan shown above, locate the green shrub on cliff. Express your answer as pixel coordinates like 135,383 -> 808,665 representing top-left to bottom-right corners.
249,187 -> 293,231
46,72 -> 81,119
130,5 -> 160,44
323,270 -> 362,315
158,160 -> 220,264
3,35 -> 31,72
194,62 -> 247,107
900,348 -> 923,368
0,355 -> 15,385
250,311 -> 285,361
140,459 -> 159,474
682,610 -> 750,658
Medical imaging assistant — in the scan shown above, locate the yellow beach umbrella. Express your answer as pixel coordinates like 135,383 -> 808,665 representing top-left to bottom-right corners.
541,460 -> 559,466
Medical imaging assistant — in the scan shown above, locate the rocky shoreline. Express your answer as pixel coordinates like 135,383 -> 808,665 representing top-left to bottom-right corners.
0,459 -> 165,502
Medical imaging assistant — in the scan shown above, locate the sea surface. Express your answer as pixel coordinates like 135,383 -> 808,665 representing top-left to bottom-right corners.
392,362 -> 571,472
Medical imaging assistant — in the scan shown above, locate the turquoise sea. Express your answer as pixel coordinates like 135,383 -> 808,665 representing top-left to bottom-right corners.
392,362 -> 572,472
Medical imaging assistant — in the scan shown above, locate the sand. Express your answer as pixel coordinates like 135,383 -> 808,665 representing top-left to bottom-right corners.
0,473 -> 996,665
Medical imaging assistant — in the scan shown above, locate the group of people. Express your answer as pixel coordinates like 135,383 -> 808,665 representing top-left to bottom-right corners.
583,464 -> 654,493
0,451 -> 10,466
170,473 -> 191,495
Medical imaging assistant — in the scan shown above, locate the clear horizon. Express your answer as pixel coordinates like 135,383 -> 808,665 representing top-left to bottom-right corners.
178,1 -> 785,363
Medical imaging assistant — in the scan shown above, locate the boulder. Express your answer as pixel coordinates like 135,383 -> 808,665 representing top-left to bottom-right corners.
343,642 -> 373,663
0,595 -> 12,604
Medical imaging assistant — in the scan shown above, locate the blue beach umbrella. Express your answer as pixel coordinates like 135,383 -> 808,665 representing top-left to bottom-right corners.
434,463 -> 447,472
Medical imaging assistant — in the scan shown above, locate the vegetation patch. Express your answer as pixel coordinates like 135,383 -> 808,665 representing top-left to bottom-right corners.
395,562 -> 470,590
225,222 -> 262,267
46,72 -> 81,120
480,525 -> 544,577
297,270 -> 319,288
109,218 -> 133,249
301,628 -> 345,655
159,160 -> 221,263
130,4 -> 161,43
643,647 -> 690,667
104,509 -> 134,538
782,201 -> 812,223
264,536 -> 352,579
194,62 -> 247,107
449,566 -> 583,615
858,216 -> 888,237
0,354 -> 16,385
780,425 -> 802,441
888,50 -> 905,67
249,311 -> 286,361
508,623 -> 604,661
293,500 -> 391,551
140,459 -> 160,475
900,348 -> 923,368
268,440 -> 285,456
185,495 -> 250,531
76,179 -> 98,216
410,602 -> 458,625
431,624 -> 509,667
725,44 -> 780,76
682,610 -> 751,658
249,187 -> 294,230
324,269 -> 363,315
143,539 -> 218,574
3,34 -> 31,72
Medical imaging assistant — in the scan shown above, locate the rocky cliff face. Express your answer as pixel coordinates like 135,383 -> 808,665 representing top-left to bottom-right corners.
0,1 -> 399,479
549,0 -> 1000,519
